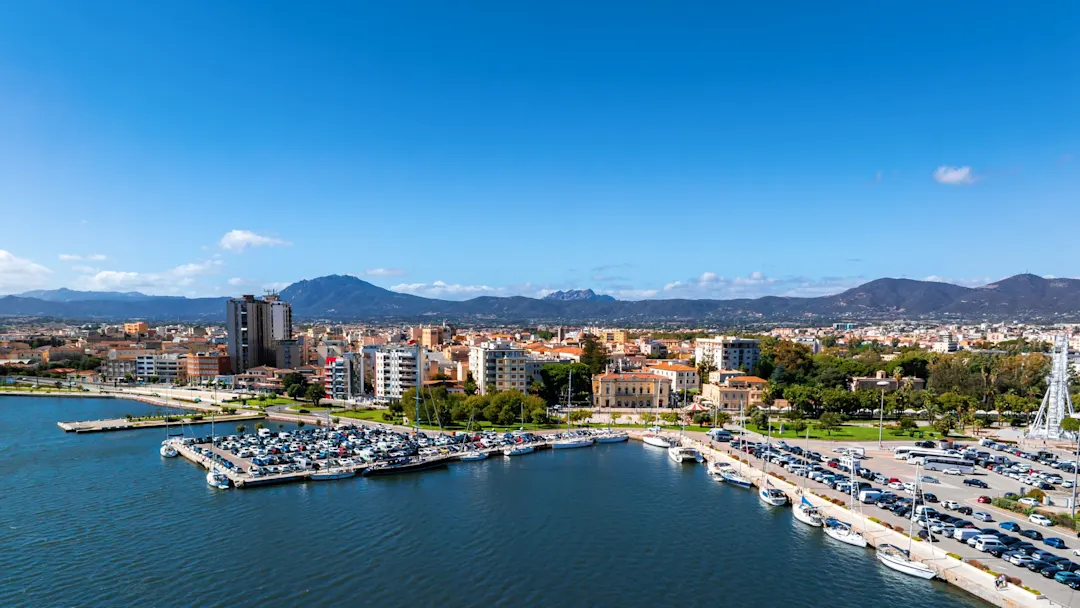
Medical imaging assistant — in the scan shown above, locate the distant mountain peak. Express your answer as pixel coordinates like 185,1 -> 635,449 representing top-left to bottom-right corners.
542,289 -> 615,302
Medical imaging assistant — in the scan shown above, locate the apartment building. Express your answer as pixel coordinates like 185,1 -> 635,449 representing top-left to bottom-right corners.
468,341 -> 528,395
597,329 -> 628,345
693,336 -> 760,372
186,352 -> 231,384
647,362 -> 699,395
701,384 -> 752,413
135,353 -> 184,383
324,353 -> 365,401
374,346 -> 419,401
592,373 -> 671,408
226,294 -> 292,374
123,322 -> 149,335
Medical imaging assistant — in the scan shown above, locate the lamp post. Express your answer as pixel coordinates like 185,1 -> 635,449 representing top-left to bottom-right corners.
877,380 -> 890,450
1071,425 -> 1080,520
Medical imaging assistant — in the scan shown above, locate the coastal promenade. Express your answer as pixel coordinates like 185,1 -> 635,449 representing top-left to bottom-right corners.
57,412 -> 264,433
627,428 -> 1071,608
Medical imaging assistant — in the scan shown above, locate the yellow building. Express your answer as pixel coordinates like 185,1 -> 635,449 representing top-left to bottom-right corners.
597,329 -> 627,345
592,372 -> 670,408
124,322 -> 149,335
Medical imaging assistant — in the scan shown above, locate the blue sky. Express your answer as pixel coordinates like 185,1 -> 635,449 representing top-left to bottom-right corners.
0,2 -> 1076,300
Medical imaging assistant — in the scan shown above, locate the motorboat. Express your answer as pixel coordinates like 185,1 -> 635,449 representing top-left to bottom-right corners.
707,461 -> 729,477
876,544 -> 935,579
362,457 -> 449,477
668,445 -> 701,463
792,497 -> 823,527
160,441 -> 178,458
643,427 -> 671,448
310,469 -> 356,481
823,518 -> 868,548
503,445 -> 535,457
206,467 -> 230,489
595,431 -> 629,443
459,451 -> 489,461
719,468 -> 753,489
553,435 -> 595,449
759,484 -> 788,506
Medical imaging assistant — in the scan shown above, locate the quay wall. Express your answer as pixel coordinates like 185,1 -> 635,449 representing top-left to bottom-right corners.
645,431 -> 1058,608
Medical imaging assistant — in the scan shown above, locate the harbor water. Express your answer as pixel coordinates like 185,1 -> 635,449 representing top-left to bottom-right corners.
1,397 -> 989,607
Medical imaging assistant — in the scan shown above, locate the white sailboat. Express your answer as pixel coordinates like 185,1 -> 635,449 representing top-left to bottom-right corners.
159,401 -> 178,457
503,444 -> 535,457
204,407 -> 230,489
553,369 -> 595,450
793,496 -> 823,527
875,462 -> 935,579
718,397 -> 751,488
757,414 -> 788,506
642,378 -> 671,448
822,443 -> 868,547
459,451 -> 489,461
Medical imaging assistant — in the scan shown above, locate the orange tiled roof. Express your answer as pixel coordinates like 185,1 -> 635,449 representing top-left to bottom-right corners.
595,372 -> 666,380
649,363 -> 697,372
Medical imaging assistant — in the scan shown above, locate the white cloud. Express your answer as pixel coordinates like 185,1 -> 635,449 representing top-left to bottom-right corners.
0,250 -> 52,292
218,230 -> 291,252
391,280 -> 502,298
228,277 -> 246,286
71,265 -> 99,274
73,260 -> 222,293
261,282 -> 290,292
361,268 -> 405,277
922,275 -> 994,288
652,271 -> 861,300
58,253 -> 107,261
933,165 -> 977,185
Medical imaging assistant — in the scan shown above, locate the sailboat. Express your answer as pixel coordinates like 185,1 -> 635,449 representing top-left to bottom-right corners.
718,397 -> 752,488
823,448 -> 868,546
159,403 -> 178,457
642,378 -> 672,448
460,451 -> 489,461
876,462 -> 936,579
757,414 -> 788,506
667,389 -> 701,463
204,406 -> 230,489
597,402 -> 628,443
791,426 -> 820,526
312,408 -> 356,480
553,368 -> 595,449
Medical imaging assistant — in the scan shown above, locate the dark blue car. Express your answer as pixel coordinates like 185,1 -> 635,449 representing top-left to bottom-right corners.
1000,521 -> 1022,532
1045,537 -> 1067,549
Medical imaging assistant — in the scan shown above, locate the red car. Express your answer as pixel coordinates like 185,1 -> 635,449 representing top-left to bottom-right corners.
977,495 -> 992,504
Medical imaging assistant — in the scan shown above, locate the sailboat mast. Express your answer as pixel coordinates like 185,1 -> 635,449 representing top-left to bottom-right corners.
415,343 -> 421,437
566,368 -> 573,431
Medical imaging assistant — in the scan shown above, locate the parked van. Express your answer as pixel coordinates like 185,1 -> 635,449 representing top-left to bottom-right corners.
974,538 -> 1005,552
979,438 -> 996,447
954,528 -> 981,542
913,505 -> 938,519
708,429 -> 733,442
859,489 -> 883,503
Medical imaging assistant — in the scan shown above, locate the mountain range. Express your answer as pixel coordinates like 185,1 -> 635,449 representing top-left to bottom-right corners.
3,273 -> 1079,324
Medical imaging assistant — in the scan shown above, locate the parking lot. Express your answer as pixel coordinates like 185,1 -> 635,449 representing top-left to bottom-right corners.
725,434 -> 1080,605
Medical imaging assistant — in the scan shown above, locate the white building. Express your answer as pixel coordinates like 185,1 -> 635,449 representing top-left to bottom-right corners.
374,346 -> 419,401
135,353 -> 183,382
324,352 -> 365,401
647,362 -> 699,398
469,341 -> 528,395
694,336 -> 760,372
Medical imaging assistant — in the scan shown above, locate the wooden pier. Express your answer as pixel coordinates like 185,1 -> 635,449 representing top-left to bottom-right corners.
58,413 -> 265,433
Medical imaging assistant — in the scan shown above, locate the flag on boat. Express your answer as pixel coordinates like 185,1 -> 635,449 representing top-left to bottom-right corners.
800,496 -> 813,508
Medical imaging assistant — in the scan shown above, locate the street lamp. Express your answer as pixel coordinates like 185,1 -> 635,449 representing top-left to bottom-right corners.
877,380 -> 890,449
1071,425 -> 1079,520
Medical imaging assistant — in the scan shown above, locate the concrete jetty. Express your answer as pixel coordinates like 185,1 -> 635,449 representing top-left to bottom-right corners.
58,413 -> 265,433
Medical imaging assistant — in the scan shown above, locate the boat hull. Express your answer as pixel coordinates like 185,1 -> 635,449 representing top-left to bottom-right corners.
553,438 -> 595,449
503,446 -> 535,457
719,471 -> 753,488
643,435 -> 671,448
310,470 -> 356,481
459,452 -> 489,461
596,434 -> 628,443
824,523 -> 868,547
792,504 -> 823,527
160,444 -> 178,458
362,459 -> 448,477
876,548 -> 935,579
759,489 -> 788,506
205,471 -> 229,489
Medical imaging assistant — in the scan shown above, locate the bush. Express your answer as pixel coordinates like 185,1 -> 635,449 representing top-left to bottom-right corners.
867,517 -> 881,524
946,552 -> 962,560
968,559 -> 986,571
190,414 -> 204,421
1006,576 -> 1022,586
1023,488 -> 1046,501
381,412 -> 395,421
1052,513 -> 1078,530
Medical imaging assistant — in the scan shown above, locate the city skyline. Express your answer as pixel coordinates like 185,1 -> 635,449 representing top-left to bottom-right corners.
1,2 -> 1077,299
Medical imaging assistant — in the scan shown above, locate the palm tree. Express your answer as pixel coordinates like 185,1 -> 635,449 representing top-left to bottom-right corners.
715,411 -> 731,428
236,424 -> 246,435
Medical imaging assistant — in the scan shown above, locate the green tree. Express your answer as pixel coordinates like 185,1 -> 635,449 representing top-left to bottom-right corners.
537,362 -> 593,406
305,384 -> 324,407
898,416 -> 917,436
236,424 -> 246,434
568,409 -> 592,425
933,414 -> 957,437
660,412 -> 680,425
579,334 -> 609,375
714,411 -> 731,427
282,372 -> 307,390
816,412 -> 841,435
750,410 -> 769,430
286,384 -> 304,399
1061,417 -> 1080,434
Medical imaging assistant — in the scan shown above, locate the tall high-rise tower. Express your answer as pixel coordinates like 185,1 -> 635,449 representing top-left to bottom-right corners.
1027,335 -> 1077,442
226,294 -> 292,374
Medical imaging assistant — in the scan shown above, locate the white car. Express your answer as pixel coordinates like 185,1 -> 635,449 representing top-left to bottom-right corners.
1029,514 -> 1054,527
943,468 -> 963,476
1008,554 -> 1035,567
920,476 -> 940,484
942,500 -> 961,510
929,522 -> 955,536
888,481 -> 904,490
1018,497 -> 1038,506
902,481 -> 917,493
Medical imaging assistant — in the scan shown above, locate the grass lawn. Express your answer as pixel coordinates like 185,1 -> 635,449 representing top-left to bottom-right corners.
745,423 -> 970,441
608,423 -> 714,433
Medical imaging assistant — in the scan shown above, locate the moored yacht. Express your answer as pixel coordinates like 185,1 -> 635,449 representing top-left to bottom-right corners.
595,430 -> 629,443
310,468 -> 356,481
459,451 -> 489,461
552,435 -> 595,449
160,441 -> 178,458
718,468 -> 753,488
667,445 -> 701,463
876,544 -> 935,579
823,518 -> 868,548
206,466 -> 230,489
503,445 -> 535,457
758,484 -> 788,506
792,497 -> 823,527
642,426 -> 671,448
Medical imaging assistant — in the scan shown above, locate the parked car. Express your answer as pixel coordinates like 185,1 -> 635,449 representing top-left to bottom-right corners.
1000,521 -> 1022,532
942,500 -> 960,510
943,468 -> 963,475
1045,537 -> 1067,549
973,512 -> 993,522
1030,514 -> 1054,527
956,505 -> 973,515
1056,571 -> 1080,586
976,496 -> 992,504
1019,497 -> 1039,506
1021,528 -> 1045,541
922,493 -> 939,503
963,478 -> 989,488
